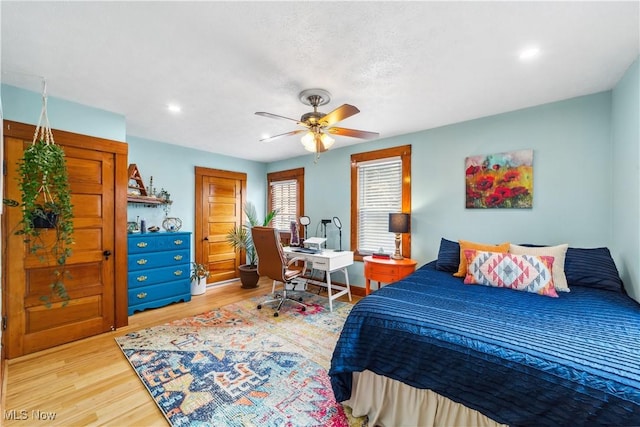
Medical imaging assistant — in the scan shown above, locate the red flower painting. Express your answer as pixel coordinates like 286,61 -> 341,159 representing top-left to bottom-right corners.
465,149 -> 533,209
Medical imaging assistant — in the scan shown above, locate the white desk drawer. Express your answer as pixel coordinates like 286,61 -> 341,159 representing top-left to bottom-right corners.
308,259 -> 329,270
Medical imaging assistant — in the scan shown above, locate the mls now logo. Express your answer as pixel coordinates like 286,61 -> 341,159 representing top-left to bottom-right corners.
4,410 -> 28,420
4,409 -> 57,421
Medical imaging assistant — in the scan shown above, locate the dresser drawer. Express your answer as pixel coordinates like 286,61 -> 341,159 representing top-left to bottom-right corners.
128,249 -> 190,271
128,264 -> 190,289
128,280 -> 190,310
128,232 -> 191,254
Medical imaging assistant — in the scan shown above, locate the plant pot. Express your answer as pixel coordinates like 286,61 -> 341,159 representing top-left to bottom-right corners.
238,264 -> 260,289
31,210 -> 58,229
191,276 -> 207,296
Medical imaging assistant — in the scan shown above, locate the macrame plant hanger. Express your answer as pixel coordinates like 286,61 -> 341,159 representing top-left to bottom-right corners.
33,79 -> 55,146
32,79 -> 57,205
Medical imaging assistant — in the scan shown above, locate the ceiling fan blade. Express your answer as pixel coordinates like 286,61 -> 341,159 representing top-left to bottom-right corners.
318,104 -> 360,127
327,127 -> 380,140
255,111 -> 305,126
259,129 -> 306,142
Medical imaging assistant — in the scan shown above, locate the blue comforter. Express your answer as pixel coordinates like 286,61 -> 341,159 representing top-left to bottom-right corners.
330,262 -> 640,426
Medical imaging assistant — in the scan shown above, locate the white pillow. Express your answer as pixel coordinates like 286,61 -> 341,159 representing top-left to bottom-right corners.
509,244 -> 569,292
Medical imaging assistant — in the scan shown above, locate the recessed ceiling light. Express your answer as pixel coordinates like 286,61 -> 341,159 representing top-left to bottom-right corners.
167,103 -> 181,113
519,47 -> 540,61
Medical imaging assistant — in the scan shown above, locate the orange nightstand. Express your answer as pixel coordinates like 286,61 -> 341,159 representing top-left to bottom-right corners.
363,256 -> 418,295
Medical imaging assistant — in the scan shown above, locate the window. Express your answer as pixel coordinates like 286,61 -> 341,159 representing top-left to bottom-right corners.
351,145 -> 411,260
267,168 -> 304,235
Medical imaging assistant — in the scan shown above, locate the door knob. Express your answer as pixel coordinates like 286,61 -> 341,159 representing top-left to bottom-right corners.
103,250 -> 112,260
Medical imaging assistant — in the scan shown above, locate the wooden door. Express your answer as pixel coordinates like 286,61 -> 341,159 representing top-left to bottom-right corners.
195,167 -> 246,283
3,121 -> 128,358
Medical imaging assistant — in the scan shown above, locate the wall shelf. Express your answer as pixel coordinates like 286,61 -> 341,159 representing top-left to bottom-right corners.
127,195 -> 169,205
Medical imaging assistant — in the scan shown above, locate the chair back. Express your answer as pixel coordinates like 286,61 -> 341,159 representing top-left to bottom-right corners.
251,226 -> 288,283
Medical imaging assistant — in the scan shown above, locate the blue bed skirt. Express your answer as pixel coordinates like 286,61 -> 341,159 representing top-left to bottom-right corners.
330,261 -> 640,426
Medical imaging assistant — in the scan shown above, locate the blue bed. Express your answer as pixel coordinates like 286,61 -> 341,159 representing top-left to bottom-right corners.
330,260 -> 640,426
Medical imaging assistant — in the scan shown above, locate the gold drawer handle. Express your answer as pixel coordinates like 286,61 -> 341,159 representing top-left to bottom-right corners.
174,255 -> 183,261
174,270 -> 183,276
136,242 -> 148,248
174,239 -> 183,245
136,259 -> 148,265
136,292 -> 147,299
136,275 -> 147,282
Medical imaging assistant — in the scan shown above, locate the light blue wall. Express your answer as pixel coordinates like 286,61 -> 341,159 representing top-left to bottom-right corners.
270,92 -> 616,287
1,84 -> 126,142
612,57 -> 640,302
126,136 -> 268,249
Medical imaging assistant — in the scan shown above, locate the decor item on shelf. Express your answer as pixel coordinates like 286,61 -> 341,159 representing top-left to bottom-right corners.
157,188 -> 172,215
389,212 -> 410,260
226,202 -> 278,289
127,221 -> 140,234
255,89 -> 379,162
333,216 -> 343,251
147,225 -> 160,233
189,262 -> 210,296
162,217 -> 182,232
6,80 -> 74,306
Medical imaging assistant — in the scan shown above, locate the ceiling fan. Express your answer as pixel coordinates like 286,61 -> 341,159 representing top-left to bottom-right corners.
256,89 -> 379,154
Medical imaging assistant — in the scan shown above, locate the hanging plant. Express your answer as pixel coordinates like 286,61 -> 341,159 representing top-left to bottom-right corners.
12,81 -> 74,306
16,142 -> 75,305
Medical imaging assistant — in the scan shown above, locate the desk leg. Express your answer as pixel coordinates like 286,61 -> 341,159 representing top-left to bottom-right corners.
326,271 -> 333,312
344,267 -> 352,302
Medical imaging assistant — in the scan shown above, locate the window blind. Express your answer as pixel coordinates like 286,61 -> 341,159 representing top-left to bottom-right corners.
270,179 -> 298,231
357,157 -> 402,254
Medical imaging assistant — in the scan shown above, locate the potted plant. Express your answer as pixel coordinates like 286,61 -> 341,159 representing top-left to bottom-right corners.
226,202 -> 278,288
10,139 -> 75,306
190,262 -> 210,296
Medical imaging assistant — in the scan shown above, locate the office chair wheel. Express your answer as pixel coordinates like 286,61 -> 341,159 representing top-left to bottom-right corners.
301,306 -> 306,312
257,304 -> 262,310
273,312 -> 279,317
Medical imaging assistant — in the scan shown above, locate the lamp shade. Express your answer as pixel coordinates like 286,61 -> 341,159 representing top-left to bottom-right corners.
388,213 -> 410,233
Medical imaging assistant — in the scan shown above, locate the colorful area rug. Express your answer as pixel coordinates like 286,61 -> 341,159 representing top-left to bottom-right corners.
116,292 -> 367,426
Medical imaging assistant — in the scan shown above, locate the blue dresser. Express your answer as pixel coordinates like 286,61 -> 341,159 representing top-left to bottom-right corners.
127,231 -> 192,315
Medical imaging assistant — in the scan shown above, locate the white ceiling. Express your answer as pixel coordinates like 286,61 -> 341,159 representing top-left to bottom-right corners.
2,1 -> 638,163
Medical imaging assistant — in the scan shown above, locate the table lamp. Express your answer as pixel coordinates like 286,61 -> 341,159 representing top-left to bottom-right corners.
389,213 -> 410,260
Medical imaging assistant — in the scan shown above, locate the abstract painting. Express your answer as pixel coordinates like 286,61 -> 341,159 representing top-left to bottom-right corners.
465,149 -> 533,209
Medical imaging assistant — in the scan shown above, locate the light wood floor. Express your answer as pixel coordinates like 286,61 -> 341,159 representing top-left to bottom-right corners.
2,279 -> 359,426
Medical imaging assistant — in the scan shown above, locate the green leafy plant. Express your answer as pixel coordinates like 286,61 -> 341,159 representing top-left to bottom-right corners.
226,202 -> 278,267
190,262 -> 210,282
15,140 -> 75,305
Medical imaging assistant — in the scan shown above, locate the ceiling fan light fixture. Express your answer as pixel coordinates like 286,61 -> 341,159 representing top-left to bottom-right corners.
320,132 -> 335,149
301,130 -> 334,152
301,131 -> 316,152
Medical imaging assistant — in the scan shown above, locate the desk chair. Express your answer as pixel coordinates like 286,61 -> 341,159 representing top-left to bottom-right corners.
251,226 -> 307,317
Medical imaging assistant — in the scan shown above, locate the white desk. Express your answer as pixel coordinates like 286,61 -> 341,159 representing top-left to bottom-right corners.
283,247 -> 353,312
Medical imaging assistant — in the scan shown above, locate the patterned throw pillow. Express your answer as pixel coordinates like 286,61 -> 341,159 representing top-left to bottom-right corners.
463,249 -> 559,297
453,240 -> 511,277
509,243 -> 570,292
